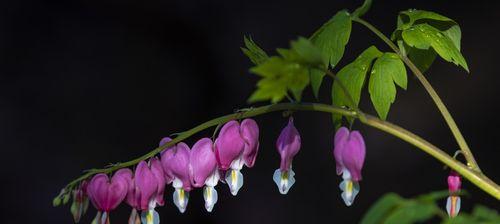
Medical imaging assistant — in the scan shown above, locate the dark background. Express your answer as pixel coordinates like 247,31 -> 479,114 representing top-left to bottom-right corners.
1,0 -> 498,223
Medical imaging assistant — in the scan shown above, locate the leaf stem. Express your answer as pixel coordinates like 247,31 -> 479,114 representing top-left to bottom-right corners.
322,68 -> 367,122
351,17 -> 481,172
59,102 -> 499,200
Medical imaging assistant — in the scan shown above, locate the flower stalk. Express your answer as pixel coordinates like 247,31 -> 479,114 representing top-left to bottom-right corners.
59,102 -> 500,200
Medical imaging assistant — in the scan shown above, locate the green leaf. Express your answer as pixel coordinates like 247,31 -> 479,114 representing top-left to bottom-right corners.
442,25 -> 461,50
360,193 -> 404,224
290,37 -> 327,67
241,36 -> 269,65
384,201 -> 439,224
472,205 -> 500,221
368,52 -> 407,120
408,47 -> 437,73
397,9 -> 455,30
310,10 -> 352,98
249,56 -> 309,103
402,23 -> 468,72
331,46 -> 382,126
352,0 -> 372,18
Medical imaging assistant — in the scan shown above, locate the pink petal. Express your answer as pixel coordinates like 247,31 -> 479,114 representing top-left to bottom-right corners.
135,161 -> 158,210
276,117 -> 301,171
150,157 -> 166,206
342,130 -> 366,181
241,119 -> 260,168
448,171 -> 461,193
333,127 -> 350,175
190,138 -> 217,188
167,142 -> 192,191
214,120 -> 245,170
160,137 -> 176,184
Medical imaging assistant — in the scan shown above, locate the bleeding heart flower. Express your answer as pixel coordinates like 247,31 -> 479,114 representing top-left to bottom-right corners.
87,168 -> 132,224
161,137 -> 220,213
190,138 -> 219,212
446,171 -> 462,218
333,127 -> 366,206
126,158 -> 165,224
214,119 -> 260,196
273,117 -> 301,195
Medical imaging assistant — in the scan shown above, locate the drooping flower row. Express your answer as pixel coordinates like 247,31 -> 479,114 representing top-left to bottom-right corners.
71,117 -> 369,223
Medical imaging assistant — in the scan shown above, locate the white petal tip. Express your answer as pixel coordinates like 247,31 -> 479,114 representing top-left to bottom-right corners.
339,179 -> 359,206
203,186 -> 218,213
225,169 -> 244,196
173,188 -> 189,214
273,169 -> 296,195
140,210 -> 160,224
446,196 -> 461,218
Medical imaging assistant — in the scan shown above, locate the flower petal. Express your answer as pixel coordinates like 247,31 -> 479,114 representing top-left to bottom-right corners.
135,161 -> 158,210
446,196 -> 461,217
167,143 -> 192,191
159,137 -> 176,184
215,120 -> 245,170
339,179 -> 360,206
140,209 -> 160,224
333,127 -> 350,175
342,131 -> 366,181
150,158 -> 165,206
241,119 -> 260,168
224,169 -> 244,196
276,117 -> 301,171
272,168 -> 296,194
190,138 -> 218,188
447,171 -> 461,193
173,188 -> 189,213
203,185 -> 218,212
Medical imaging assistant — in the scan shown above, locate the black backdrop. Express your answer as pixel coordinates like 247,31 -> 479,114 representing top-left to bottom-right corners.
1,0 -> 499,223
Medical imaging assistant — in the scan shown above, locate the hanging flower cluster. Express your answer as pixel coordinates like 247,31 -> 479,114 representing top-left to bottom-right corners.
75,118 -> 368,223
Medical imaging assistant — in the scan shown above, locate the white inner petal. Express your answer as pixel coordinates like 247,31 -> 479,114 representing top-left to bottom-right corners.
204,170 -> 220,187
140,209 -> 160,224
203,185 -> 219,212
339,170 -> 360,207
173,188 -> 189,213
230,155 -> 245,170
446,196 -> 461,217
172,178 -> 183,189
225,169 -> 244,196
273,168 -> 296,195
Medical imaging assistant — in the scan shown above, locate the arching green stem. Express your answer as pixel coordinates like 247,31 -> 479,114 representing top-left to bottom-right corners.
59,103 -> 499,200
351,16 -> 480,172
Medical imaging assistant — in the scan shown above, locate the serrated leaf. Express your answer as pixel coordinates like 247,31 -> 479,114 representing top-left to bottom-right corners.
249,56 -> 309,103
352,0 -> 372,18
360,193 -> 404,224
402,24 -> 468,72
442,25 -> 461,50
384,201 -> 439,224
398,10 -> 455,30
310,10 -> 352,98
331,46 -> 382,126
368,52 -> 407,120
290,37 -> 327,67
241,36 -> 269,65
